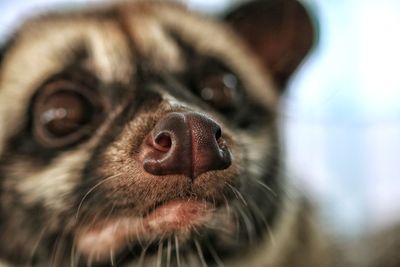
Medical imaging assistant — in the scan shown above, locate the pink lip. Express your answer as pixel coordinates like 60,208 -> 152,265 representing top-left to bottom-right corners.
75,200 -> 213,263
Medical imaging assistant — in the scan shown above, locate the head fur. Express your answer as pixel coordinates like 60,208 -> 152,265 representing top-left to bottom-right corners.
0,1 -> 315,266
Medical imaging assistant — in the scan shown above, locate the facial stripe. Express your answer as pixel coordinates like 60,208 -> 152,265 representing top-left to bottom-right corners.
0,18 -> 133,156
2,100 -> 128,211
11,148 -> 92,210
85,19 -> 134,84
121,3 -> 277,111
0,20 -> 87,156
149,3 -> 279,110
123,10 -> 185,73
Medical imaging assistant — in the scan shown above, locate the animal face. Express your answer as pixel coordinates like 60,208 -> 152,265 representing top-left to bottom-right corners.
0,1 -> 314,266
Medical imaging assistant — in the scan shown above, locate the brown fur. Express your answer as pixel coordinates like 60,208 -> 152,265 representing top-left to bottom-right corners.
0,1 -> 322,266
0,1 -> 397,267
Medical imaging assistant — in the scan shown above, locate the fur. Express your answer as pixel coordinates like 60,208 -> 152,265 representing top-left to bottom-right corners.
0,1 -> 396,267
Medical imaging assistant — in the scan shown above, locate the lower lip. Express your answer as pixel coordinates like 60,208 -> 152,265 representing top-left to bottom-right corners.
75,200 -> 212,263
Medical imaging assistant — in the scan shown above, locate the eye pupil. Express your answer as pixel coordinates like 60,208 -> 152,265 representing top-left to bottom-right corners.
200,87 -> 214,100
199,72 -> 240,111
222,73 -> 238,89
40,92 -> 89,137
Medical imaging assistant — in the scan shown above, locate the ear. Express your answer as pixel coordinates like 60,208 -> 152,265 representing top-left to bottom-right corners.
0,39 -> 13,72
0,48 -> 3,66
225,0 -> 316,91
0,44 -> 6,70
0,49 -> 3,74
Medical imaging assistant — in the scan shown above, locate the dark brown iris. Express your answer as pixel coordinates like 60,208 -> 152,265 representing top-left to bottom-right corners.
199,72 -> 240,111
40,92 -> 90,137
33,81 -> 102,148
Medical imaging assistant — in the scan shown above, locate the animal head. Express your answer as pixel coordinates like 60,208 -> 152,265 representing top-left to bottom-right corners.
0,0 -> 314,266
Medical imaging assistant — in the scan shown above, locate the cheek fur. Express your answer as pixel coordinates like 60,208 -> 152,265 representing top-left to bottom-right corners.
2,148 -> 92,211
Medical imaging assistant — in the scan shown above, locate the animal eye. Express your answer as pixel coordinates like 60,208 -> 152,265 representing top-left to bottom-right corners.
33,81 -> 102,148
198,72 -> 241,112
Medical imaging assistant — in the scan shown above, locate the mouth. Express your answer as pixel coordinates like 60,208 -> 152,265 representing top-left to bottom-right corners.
75,199 -> 214,264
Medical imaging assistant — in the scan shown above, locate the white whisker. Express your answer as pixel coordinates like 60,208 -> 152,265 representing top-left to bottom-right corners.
29,226 -> 48,266
205,241 -> 225,267
235,203 -> 255,244
194,239 -> 208,267
254,179 -> 277,197
167,237 -> 172,267
156,240 -> 163,267
137,245 -> 149,267
175,235 -> 181,267
226,183 -> 247,207
110,248 -> 115,266
75,173 -> 123,220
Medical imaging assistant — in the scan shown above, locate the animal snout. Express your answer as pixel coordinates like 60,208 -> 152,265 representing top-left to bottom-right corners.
140,112 -> 231,178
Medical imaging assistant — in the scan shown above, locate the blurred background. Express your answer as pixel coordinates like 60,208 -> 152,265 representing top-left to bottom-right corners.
1,0 -> 399,238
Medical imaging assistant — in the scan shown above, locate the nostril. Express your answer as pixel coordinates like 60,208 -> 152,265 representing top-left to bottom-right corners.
153,132 -> 172,152
215,127 -> 222,141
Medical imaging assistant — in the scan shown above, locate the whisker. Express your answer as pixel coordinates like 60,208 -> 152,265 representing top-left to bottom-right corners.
194,239 -> 208,267
76,173 -> 123,220
193,225 -> 201,236
246,199 -> 268,227
110,248 -> 115,266
105,203 -> 116,221
246,199 -> 276,246
204,240 -> 225,267
87,252 -> 94,267
266,221 -> 276,247
28,226 -> 48,266
222,195 -> 232,217
51,228 -> 69,267
235,203 -> 255,244
222,197 -> 241,240
137,244 -> 149,267
175,235 -> 181,267
226,183 -> 247,207
70,237 -> 79,267
167,236 -> 172,267
136,217 -> 146,248
206,224 -> 233,235
156,240 -> 163,267
253,179 -> 277,197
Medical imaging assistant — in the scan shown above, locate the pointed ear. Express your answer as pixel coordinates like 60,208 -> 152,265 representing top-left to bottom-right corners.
0,49 -> 3,73
0,43 -> 6,69
0,47 -> 3,66
0,39 -> 12,72
225,0 -> 316,91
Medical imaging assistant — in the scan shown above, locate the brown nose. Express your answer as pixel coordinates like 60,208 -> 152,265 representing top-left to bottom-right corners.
140,112 -> 231,178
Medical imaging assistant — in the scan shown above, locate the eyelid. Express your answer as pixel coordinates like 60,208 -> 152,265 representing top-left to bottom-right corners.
38,80 -> 101,106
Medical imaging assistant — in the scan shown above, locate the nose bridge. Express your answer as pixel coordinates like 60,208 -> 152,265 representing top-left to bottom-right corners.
152,112 -> 188,145
149,84 -> 193,112
187,114 -> 218,159
142,67 -> 213,113
187,113 -> 227,177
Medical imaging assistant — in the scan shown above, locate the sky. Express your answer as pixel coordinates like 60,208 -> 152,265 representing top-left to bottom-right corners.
286,0 -> 400,235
